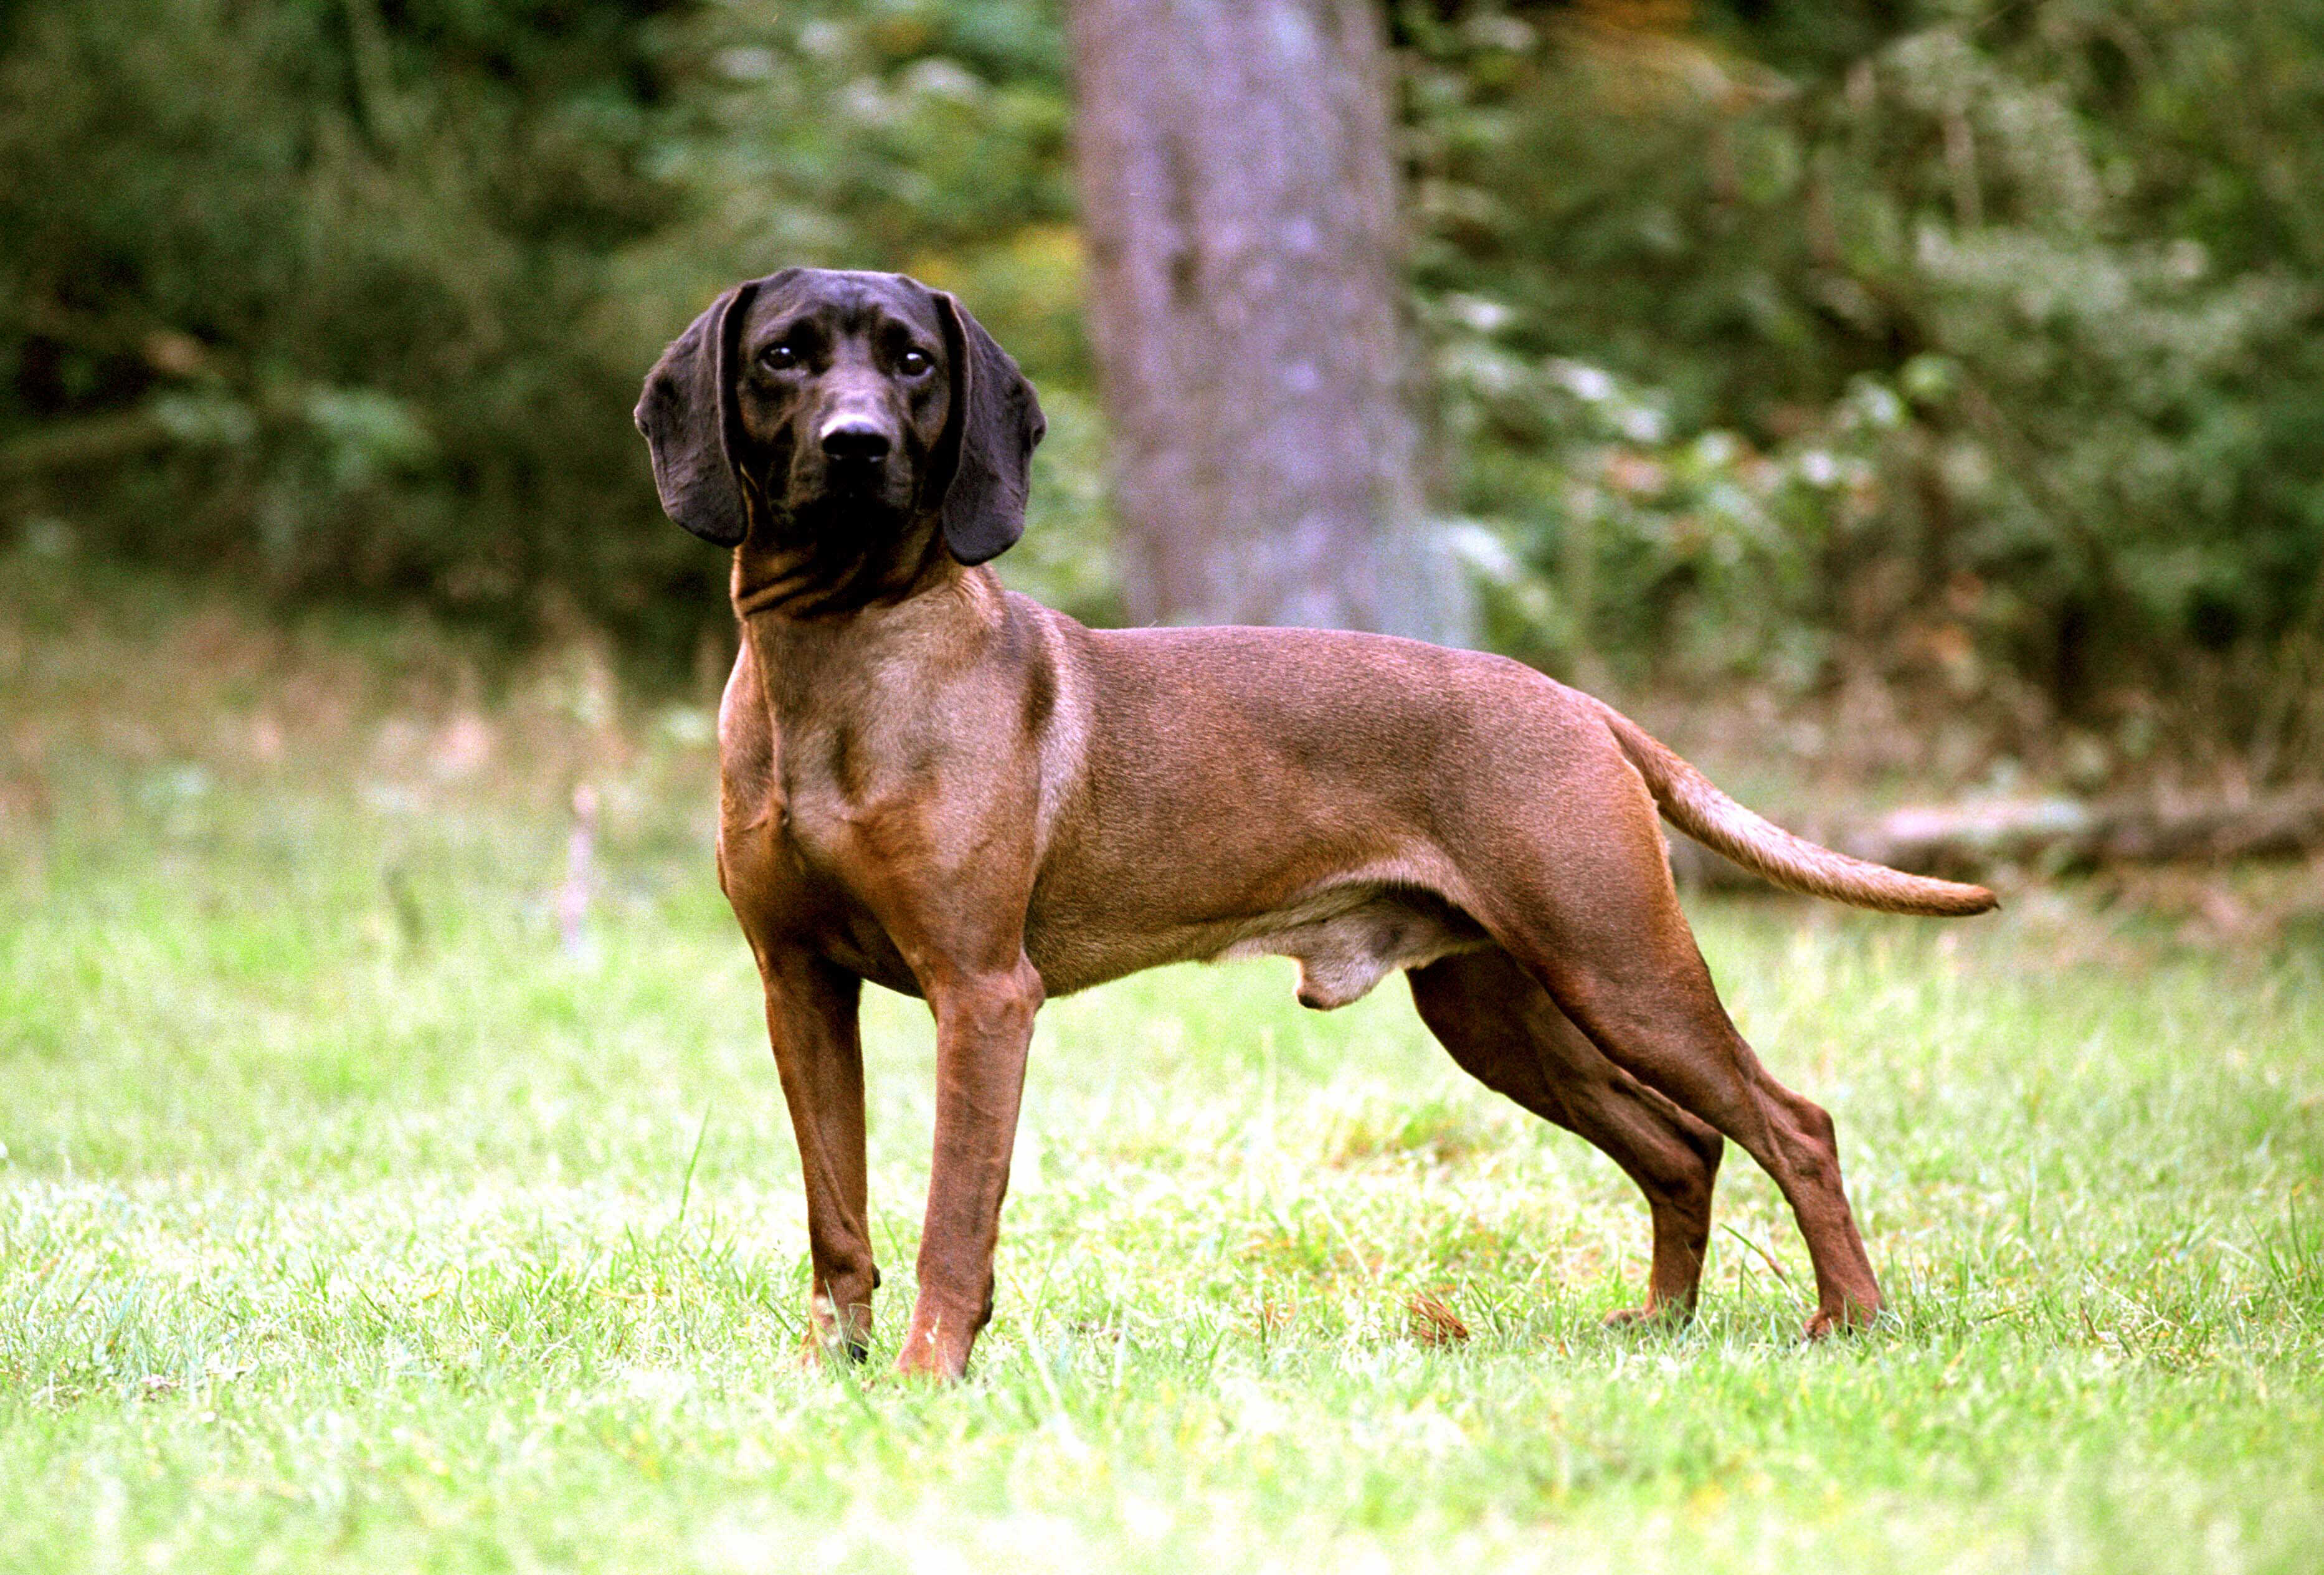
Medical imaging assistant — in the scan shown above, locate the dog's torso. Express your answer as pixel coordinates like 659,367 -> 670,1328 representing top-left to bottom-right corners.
713,568 -> 1634,1007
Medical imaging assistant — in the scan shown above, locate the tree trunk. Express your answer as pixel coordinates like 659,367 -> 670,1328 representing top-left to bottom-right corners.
1066,0 -> 1465,641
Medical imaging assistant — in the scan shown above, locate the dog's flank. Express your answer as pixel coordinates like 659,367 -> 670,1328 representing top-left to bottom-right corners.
1593,702 -> 1998,918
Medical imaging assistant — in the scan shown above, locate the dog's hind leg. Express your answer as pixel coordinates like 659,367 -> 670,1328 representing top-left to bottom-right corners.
1453,728 -> 1885,1335
1409,949 -> 1723,1325
1531,934 -> 1881,1337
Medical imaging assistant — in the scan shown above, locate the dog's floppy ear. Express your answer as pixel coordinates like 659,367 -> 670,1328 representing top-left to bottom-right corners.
634,278 -> 767,548
928,292 -> 1045,566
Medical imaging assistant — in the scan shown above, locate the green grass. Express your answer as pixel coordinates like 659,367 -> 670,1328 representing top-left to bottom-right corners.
4,576 -> 2323,1572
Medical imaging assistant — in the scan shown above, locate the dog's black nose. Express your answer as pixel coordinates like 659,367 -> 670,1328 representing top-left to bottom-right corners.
820,419 -> 891,464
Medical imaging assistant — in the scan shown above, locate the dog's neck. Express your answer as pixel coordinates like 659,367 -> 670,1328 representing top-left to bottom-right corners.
728,490 -> 956,622
735,548 -> 1006,726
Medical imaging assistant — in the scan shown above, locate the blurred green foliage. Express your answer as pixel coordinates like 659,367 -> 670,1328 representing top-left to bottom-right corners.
1408,0 -> 2324,763
3,0 -> 2321,766
0,0 -> 1096,654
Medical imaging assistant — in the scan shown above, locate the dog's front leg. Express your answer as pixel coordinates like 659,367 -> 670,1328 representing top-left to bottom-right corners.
896,956 -> 1044,1380
757,951 -> 878,1363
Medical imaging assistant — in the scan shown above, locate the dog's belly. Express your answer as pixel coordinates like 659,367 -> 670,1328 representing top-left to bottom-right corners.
1023,880 -> 1492,1007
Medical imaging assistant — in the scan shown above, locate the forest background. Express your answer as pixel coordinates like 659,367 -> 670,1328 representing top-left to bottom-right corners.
5,0 -> 2323,791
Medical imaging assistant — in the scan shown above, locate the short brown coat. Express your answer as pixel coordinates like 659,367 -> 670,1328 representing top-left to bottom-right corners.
638,269 -> 1993,1378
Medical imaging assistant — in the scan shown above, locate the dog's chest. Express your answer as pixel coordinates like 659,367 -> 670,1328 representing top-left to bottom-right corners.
775,719 -> 886,849
721,652 -> 885,857
728,629 -> 950,832
774,692 -> 1000,885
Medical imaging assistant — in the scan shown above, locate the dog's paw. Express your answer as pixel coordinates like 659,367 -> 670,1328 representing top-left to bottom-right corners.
1801,1301 -> 1881,1339
893,1345 -> 969,1383
796,1331 -> 872,1370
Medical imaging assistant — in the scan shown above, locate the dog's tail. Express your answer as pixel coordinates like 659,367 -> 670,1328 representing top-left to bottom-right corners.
1596,702 -> 1997,917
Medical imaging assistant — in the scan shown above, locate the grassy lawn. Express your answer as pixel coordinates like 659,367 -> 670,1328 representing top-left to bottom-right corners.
4,571 -> 2323,1572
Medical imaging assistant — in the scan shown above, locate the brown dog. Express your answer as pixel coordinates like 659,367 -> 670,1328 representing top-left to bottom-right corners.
636,269 -> 1995,1379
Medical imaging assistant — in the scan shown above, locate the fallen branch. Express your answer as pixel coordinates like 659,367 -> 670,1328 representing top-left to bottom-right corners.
1667,787 -> 2324,892
0,411 -> 174,479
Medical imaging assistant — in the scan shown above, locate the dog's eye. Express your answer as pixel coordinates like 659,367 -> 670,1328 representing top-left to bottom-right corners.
762,343 -> 799,371
899,349 -> 932,378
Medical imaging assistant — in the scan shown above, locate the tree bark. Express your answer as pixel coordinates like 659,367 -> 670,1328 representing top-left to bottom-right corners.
1067,0 -> 1465,641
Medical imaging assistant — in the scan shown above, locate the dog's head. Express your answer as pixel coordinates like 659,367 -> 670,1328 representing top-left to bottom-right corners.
634,268 -> 1045,569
